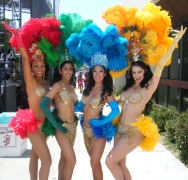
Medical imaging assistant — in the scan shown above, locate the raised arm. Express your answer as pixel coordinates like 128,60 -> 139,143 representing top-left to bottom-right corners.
146,26 -> 186,101
3,22 -> 33,86
19,47 -> 33,84
154,26 -> 187,78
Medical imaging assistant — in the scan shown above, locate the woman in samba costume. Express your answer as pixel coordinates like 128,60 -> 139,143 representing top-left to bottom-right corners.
40,55 -> 78,180
66,23 -> 129,180
102,3 -> 187,180
82,53 -> 118,180
105,27 -> 186,180
3,16 -> 62,180
39,13 -> 93,180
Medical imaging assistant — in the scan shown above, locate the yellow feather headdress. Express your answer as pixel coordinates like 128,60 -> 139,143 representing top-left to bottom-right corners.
103,2 -> 173,67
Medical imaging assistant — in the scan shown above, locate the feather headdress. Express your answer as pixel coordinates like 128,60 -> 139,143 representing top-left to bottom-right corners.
66,24 -> 129,78
38,13 -> 93,67
103,2 -> 173,66
9,16 -> 62,63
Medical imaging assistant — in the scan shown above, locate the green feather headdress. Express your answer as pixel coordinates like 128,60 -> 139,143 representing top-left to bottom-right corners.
38,13 -> 93,68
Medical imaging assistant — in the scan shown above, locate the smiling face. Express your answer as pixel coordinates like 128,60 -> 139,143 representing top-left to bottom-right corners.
132,65 -> 145,85
60,63 -> 73,82
92,65 -> 106,84
31,60 -> 45,79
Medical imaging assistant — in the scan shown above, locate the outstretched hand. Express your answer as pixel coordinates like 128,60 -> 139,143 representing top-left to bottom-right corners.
170,26 -> 187,42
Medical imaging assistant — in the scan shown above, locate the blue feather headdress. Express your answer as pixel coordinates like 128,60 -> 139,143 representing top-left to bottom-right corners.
66,24 -> 129,78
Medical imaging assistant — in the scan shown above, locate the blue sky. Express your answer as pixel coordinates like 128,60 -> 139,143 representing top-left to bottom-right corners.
59,0 -> 124,17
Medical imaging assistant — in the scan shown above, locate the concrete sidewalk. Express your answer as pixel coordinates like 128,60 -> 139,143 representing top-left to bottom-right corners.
0,124 -> 188,180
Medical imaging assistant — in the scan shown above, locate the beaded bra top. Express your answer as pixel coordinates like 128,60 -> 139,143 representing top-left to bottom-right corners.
120,91 -> 142,104
34,87 -> 47,97
82,95 -> 104,109
58,87 -> 78,104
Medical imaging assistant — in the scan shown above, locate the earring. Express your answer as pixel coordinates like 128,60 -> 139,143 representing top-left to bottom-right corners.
42,74 -> 45,80
32,72 -> 34,76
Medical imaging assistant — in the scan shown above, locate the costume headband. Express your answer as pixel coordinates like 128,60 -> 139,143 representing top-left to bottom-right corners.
91,52 -> 108,70
29,43 -> 45,62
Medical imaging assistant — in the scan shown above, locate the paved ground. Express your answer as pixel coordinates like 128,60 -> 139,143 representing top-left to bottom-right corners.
1,119 -> 188,180
0,89 -> 188,179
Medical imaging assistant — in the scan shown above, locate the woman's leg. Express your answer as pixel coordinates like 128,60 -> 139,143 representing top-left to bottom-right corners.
119,157 -> 131,180
114,137 -> 131,180
58,151 -> 65,180
84,137 -> 106,180
29,148 -> 39,180
28,131 -> 52,180
56,130 -> 76,180
105,131 -> 144,180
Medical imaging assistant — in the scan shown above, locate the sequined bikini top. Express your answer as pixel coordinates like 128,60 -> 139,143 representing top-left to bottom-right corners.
58,87 -> 78,104
82,95 -> 103,109
120,91 -> 142,104
34,87 -> 47,97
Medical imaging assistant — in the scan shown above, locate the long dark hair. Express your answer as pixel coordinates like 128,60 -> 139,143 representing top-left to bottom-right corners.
123,60 -> 153,91
83,66 -> 113,102
53,61 -> 76,87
